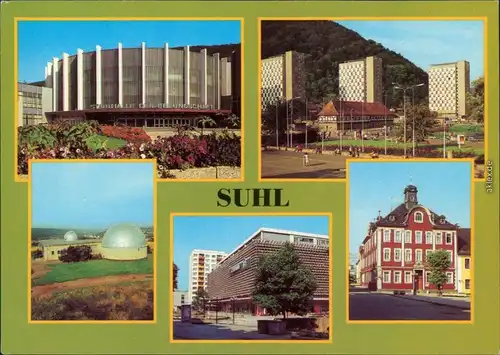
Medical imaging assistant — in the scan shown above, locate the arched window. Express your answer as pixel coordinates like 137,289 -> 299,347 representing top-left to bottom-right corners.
414,211 -> 424,223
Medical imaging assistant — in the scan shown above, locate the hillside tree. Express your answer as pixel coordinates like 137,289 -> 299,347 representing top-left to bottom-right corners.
466,76 -> 484,123
252,242 -> 317,319
426,249 -> 452,296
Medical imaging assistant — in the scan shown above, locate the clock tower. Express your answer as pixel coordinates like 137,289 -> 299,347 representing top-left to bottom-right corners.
404,184 -> 418,210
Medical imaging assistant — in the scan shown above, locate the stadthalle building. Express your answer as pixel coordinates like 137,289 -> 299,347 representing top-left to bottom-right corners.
42,42 -> 241,127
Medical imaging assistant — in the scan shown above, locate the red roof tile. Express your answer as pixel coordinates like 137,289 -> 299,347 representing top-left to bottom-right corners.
318,100 -> 396,117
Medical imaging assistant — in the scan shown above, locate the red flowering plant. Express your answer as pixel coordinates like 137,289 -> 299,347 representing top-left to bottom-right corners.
99,125 -> 151,144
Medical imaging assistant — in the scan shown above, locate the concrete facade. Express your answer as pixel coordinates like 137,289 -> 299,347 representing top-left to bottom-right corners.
261,51 -> 306,110
38,239 -> 102,261
428,60 -> 470,119
17,83 -> 53,126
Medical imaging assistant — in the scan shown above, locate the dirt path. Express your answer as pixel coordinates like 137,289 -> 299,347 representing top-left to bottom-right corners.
32,274 -> 151,298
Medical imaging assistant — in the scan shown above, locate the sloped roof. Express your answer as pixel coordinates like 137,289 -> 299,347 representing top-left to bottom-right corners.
318,100 -> 396,117
374,203 -> 457,230
457,228 -> 471,255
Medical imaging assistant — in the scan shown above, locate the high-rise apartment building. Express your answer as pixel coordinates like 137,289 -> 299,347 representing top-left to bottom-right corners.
338,56 -> 383,103
188,249 -> 229,303
261,50 -> 306,110
17,83 -> 53,126
428,60 -> 470,119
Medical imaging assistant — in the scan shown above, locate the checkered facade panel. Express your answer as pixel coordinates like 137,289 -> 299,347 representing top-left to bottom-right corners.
261,56 -> 284,109
428,65 -> 459,115
291,51 -> 306,100
339,60 -> 366,102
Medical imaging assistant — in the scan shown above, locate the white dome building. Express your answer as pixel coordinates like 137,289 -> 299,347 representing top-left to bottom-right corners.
63,231 -> 78,241
100,223 -> 148,260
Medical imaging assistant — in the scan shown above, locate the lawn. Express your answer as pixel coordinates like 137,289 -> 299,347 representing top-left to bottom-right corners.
448,124 -> 484,134
31,281 -> 154,320
315,139 -> 484,155
33,255 -> 153,286
85,134 -> 127,150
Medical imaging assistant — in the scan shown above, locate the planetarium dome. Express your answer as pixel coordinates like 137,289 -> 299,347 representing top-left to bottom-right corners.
63,230 -> 78,241
100,223 -> 148,260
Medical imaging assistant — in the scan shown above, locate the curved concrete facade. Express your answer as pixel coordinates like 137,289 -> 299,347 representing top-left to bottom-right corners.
44,43 -> 229,112
101,246 -> 148,260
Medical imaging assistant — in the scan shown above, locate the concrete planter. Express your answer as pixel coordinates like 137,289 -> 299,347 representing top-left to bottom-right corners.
268,320 -> 288,335
257,320 -> 270,334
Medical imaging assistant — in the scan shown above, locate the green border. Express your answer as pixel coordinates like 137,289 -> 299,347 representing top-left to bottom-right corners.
1,1 -> 499,354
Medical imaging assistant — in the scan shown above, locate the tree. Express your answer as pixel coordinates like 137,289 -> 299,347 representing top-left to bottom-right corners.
252,242 -> 317,319
195,117 -> 217,135
58,245 -> 92,263
392,102 -> 438,143
261,99 -> 309,145
173,263 -> 179,291
192,288 -> 209,313
223,114 -> 241,129
426,249 -> 452,296
349,272 -> 357,285
467,76 -> 484,123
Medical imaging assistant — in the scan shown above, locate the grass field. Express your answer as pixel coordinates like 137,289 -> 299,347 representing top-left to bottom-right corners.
31,281 -> 154,320
448,124 -> 484,133
316,139 -> 484,155
33,255 -> 153,286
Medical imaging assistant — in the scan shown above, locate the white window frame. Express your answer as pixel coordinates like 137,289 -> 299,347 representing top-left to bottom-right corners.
383,271 -> 391,283
394,271 -> 402,284
383,248 -> 391,262
394,248 -> 402,262
415,249 -> 423,262
404,271 -> 412,284
435,232 -> 443,244
383,229 -> 391,242
414,211 -> 424,223
425,231 -> 433,244
445,232 -> 453,245
415,231 -> 423,244
404,249 -> 412,262
446,272 -> 453,284
404,230 -> 412,243
394,230 -> 402,243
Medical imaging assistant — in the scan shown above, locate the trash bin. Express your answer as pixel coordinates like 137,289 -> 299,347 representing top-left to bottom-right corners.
268,320 -> 287,335
257,320 -> 270,334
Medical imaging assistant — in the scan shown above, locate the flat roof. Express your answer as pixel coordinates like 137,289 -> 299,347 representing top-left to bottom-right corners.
219,227 -> 329,265
46,108 -> 232,116
38,239 -> 102,247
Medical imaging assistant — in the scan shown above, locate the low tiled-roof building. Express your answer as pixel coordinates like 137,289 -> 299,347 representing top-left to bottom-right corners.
317,100 -> 396,134
206,228 -> 330,316
456,228 -> 471,294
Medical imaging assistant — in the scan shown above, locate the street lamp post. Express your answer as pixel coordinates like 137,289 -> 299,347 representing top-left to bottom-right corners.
215,297 -> 219,324
339,99 -> 343,152
443,119 -> 447,158
275,97 -> 280,149
392,83 -> 424,157
384,92 -> 388,156
287,97 -> 301,148
361,101 -> 364,152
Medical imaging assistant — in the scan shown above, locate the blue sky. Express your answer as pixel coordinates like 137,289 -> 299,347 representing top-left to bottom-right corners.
32,162 -> 154,229
173,216 -> 330,290
348,161 -> 472,254
18,20 -> 241,82
337,20 -> 484,81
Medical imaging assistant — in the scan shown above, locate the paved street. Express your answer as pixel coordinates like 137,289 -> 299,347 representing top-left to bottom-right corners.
173,320 -> 291,340
349,293 -> 471,321
261,150 -> 347,179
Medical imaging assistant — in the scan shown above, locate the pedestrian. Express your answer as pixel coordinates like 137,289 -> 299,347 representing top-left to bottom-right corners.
303,152 -> 310,166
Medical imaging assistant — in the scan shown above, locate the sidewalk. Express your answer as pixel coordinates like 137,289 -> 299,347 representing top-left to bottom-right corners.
388,293 -> 471,310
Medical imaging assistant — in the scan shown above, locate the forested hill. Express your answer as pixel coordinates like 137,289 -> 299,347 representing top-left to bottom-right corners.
261,20 -> 429,107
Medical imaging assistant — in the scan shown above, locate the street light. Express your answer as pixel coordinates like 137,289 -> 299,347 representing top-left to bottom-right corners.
392,83 -> 425,157
275,97 -> 281,149
231,297 -> 235,324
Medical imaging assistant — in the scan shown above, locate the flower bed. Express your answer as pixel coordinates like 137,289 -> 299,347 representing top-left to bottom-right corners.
99,125 -> 151,144
18,130 -> 241,179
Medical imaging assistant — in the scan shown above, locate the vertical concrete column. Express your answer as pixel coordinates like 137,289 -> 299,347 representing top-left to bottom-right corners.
214,53 -> 221,109
141,42 -> 146,105
45,62 -> 53,88
96,45 -> 102,105
52,58 -> 59,110
200,48 -> 208,105
118,43 -> 123,105
184,46 -> 190,105
164,43 -> 169,105
76,49 -> 84,110
62,53 -> 69,111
